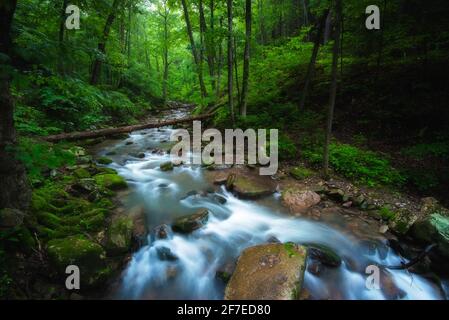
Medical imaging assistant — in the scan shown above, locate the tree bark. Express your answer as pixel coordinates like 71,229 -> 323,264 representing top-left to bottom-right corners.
215,16 -> 224,101
0,0 -> 31,210
299,9 -> 328,111
58,0 -> 69,75
240,0 -> 252,117
90,0 -> 121,85
181,0 -> 208,100
43,113 -> 216,143
227,0 -> 235,124
233,37 -> 241,105
323,0 -> 342,179
199,0 -> 215,89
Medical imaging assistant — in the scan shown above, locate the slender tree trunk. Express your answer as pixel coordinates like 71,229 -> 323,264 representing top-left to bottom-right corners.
240,0 -> 252,117
324,9 -> 332,44
58,0 -> 68,75
376,0 -> 388,81
0,0 -> 31,210
227,0 -> 235,124
90,0 -> 121,85
299,9 -> 328,111
199,0 -> 215,90
162,4 -> 169,107
258,0 -> 267,45
127,3 -> 132,64
233,37 -> 241,105
323,0 -> 342,179
181,0 -> 208,100
215,16 -> 224,101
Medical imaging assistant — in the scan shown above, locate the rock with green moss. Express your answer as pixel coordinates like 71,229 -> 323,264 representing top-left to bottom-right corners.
225,243 -> 308,300
290,167 -> 315,180
228,176 -> 276,200
94,174 -> 128,191
307,244 -> 342,267
47,235 -> 110,288
73,168 -> 91,179
172,209 -> 209,234
105,217 -> 134,255
97,157 -> 113,165
96,167 -> 118,175
36,212 -> 62,229
160,161 -> 174,172
411,214 -> 449,258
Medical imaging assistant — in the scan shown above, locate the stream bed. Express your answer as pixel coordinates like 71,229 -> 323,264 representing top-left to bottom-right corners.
92,111 -> 448,300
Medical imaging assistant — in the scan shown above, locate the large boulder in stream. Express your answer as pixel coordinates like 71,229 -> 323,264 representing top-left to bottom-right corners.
227,175 -> 276,200
225,243 -> 308,300
281,188 -> 321,214
172,209 -> 209,234
105,216 -> 134,255
410,213 -> 449,258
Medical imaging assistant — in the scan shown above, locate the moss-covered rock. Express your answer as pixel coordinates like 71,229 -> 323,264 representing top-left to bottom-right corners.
94,174 -> 128,191
160,161 -> 174,172
290,167 -> 315,180
47,235 -> 109,288
36,212 -> 62,229
411,214 -> 449,258
97,157 -> 113,165
172,209 -> 209,234
105,217 -> 134,255
225,243 -> 308,300
73,168 -> 91,179
228,176 -> 276,200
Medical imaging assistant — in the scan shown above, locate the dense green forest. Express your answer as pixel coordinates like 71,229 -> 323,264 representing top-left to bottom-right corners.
1,0 -> 449,300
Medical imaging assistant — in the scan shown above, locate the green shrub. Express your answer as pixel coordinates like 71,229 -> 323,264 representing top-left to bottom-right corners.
303,143 -> 405,187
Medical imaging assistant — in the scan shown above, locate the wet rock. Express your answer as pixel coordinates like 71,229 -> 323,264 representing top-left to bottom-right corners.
213,195 -> 227,205
0,208 -> 25,230
130,152 -> 146,159
69,178 -> 98,195
411,213 -> 449,258
225,243 -> 308,300
281,189 -> 321,214
172,209 -> 209,234
160,162 -> 174,172
307,244 -> 342,268
266,236 -> 281,243
214,175 -> 228,185
380,269 -> 407,300
216,262 -> 236,284
105,217 -> 134,255
307,261 -> 322,276
125,141 -> 134,145
228,175 -> 276,200
156,247 -> 178,261
47,235 -> 109,288
97,157 -> 113,165
153,224 -> 171,240
379,225 -> 389,234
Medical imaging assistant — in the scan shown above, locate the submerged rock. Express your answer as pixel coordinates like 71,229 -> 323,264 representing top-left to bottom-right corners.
156,247 -> 178,261
47,235 -> 110,288
172,209 -> 209,234
160,162 -> 174,172
224,243 -> 308,300
153,224 -> 171,240
281,189 -> 321,214
307,244 -> 342,268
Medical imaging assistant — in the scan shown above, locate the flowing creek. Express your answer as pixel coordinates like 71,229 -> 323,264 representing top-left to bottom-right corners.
91,110 -> 447,300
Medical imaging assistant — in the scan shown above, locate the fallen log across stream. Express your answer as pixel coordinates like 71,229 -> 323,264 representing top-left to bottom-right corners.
43,112 -> 215,143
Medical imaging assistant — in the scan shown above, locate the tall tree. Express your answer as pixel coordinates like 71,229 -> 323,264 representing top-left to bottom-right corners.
323,0 -> 342,178
199,0 -> 215,89
299,9 -> 329,110
240,0 -> 252,117
90,0 -> 122,85
58,0 -> 69,75
180,0 -> 208,100
227,0 -> 235,123
0,0 -> 31,210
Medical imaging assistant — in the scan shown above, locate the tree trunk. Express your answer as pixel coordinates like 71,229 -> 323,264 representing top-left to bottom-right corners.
199,0 -> 215,90
215,16 -> 224,101
233,36 -> 241,105
44,113 -> 216,143
323,0 -> 342,179
376,0 -> 388,81
240,0 -> 252,117
58,0 -> 68,75
227,0 -> 235,124
323,9 -> 332,44
162,3 -> 169,107
299,9 -> 328,111
90,0 -> 121,85
258,0 -> 267,45
0,0 -> 31,210
181,0 -> 208,100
